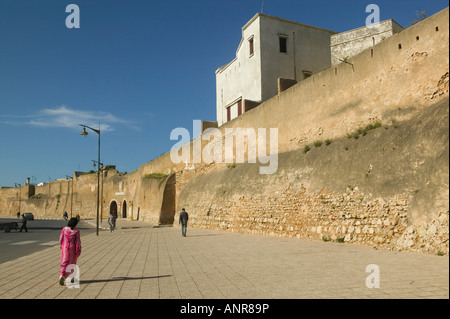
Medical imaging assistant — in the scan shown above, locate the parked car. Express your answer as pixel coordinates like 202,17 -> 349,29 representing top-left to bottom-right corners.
23,213 -> 34,221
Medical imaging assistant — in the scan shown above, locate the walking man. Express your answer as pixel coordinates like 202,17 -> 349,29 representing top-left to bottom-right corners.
19,214 -> 28,232
107,212 -> 117,232
179,208 -> 189,237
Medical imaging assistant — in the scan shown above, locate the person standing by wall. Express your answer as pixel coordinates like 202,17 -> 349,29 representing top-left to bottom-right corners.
59,217 -> 82,286
19,214 -> 28,232
179,208 -> 189,237
108,211 -> 117,232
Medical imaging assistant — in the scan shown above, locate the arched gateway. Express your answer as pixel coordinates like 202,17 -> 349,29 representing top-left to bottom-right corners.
122,200 -> 127,218
110,201 -> 118,216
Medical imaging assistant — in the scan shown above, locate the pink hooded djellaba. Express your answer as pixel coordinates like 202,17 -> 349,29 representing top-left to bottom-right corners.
59,224 -> 81,278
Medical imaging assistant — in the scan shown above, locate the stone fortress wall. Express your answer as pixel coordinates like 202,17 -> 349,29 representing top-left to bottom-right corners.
1,8 -> 448,255
174,7 -> 449,255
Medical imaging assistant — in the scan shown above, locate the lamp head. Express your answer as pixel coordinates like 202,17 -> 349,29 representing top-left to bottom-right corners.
81,127 -> 88,137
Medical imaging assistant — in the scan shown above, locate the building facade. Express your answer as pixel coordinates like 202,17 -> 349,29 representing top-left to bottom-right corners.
215,13 -> 336,126
330,19 -> 404,65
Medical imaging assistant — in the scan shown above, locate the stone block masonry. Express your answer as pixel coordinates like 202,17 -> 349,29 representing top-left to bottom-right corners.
183,183 -> 448,255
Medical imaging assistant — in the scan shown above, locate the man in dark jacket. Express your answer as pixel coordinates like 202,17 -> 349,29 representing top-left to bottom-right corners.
179,208 -> 189,237
19,214 -> 28,232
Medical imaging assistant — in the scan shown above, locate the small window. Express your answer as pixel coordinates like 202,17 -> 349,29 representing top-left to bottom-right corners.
249,37 -> 254,56
279,36 -> 287,53
302,71 -> 312,80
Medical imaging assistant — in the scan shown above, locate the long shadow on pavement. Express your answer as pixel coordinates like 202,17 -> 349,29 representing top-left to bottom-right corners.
80,275 -> 171,284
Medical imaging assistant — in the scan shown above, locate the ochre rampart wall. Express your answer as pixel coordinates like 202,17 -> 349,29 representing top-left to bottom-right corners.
173,8 -> 449,255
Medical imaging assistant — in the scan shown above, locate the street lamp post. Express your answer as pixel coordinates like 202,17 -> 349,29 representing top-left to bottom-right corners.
14,183 -> 21,216
65,175 -> 74,218
92,160 -> 104,223
80,124 -> 101,236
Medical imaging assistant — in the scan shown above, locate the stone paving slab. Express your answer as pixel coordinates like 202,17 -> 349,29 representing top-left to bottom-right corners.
0,219 -> 448,300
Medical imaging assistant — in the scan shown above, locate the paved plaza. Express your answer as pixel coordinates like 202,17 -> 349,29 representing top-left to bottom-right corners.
0,218 -> 448,299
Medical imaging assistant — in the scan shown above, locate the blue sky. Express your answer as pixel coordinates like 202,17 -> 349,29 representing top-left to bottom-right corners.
0,0 -> 447,187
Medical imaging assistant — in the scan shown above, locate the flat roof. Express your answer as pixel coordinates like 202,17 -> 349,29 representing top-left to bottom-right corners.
243,12 -> 338,34
331,19 -> 404,38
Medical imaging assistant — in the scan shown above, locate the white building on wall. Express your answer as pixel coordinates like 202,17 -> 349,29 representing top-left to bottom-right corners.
330,19 -> 404,65
215,13 -> 337,126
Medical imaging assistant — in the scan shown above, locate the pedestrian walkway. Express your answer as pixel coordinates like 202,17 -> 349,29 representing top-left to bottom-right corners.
0,218 -> 448,299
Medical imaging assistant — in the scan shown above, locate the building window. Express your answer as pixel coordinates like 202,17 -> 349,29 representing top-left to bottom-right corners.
249,36 -> 254,56
279,35 -> 288,53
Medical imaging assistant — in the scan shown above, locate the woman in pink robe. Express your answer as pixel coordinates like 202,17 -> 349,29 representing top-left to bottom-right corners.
59,217 -> 82,285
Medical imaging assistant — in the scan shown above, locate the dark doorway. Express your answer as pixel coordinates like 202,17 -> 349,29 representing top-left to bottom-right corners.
110,201 -> 118,216
122,200 -> 127,218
